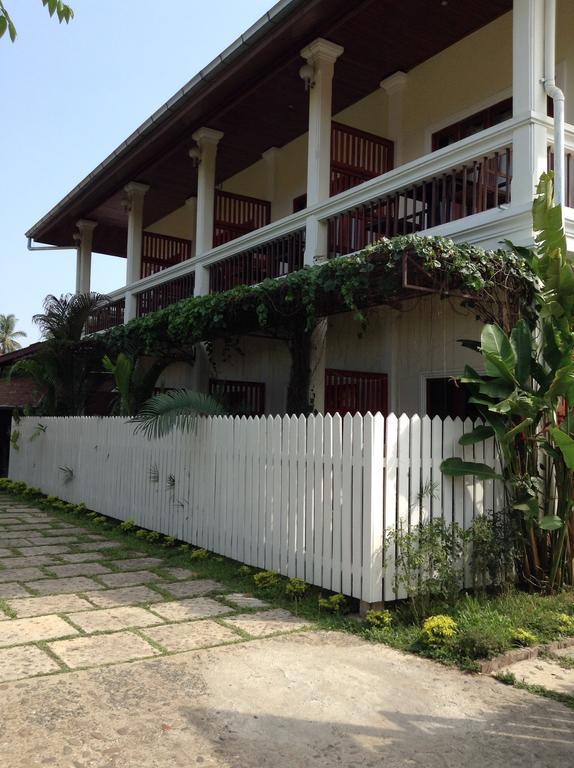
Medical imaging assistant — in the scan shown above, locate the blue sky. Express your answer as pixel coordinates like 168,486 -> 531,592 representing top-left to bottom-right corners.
0,0 -> 271,343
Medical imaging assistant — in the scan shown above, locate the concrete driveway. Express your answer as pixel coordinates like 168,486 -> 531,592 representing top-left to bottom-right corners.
0,496 -> 573,767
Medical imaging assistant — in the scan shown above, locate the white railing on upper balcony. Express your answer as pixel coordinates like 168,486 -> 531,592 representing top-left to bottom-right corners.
96,115 -> 546,329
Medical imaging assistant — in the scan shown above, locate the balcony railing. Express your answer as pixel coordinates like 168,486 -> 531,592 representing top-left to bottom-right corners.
86,298 -> 125,333
214,191 -> 271,247
141,232 -> 192,278
136,273 -> 195,317
330,122 -> 394,195
327,146 -> 512,257
209,228 -> 305,293
95,116 -> 554,327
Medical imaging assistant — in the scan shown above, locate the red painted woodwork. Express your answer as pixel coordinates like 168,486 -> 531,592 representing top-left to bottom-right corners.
86,298 -> 125,333
214,191 -> 271,247
327,147 -> 512,257
431,99 -> 512,151
324,368 -> 388,417
330,122 -> 394,196
209,228 -> 305,293
209,378 -> 265,416
137,273 -> 195,317
141,232 -> 192,279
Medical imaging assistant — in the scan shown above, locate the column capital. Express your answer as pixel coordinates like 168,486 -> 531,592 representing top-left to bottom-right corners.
300,37 -> 344,67
191,127 -> 224,147
124,181 -> 150,199
380,71 -> 407,96
76,219 -> 98,233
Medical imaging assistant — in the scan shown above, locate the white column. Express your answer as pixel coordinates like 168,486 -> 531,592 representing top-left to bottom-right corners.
512,0 -> 548,206
300,38 -> 344,264
75,219 -> 97,295
185,196 -> 198,257
380,71 -> 407,166
191,127 -> 224,296
124,181 -> 150,322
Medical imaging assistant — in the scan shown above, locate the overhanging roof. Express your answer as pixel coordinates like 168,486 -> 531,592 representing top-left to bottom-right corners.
27,0 -> 512,257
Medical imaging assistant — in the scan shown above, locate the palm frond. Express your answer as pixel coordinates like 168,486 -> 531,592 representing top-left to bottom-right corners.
34,292 -> 110,341
132,389 -> 226,439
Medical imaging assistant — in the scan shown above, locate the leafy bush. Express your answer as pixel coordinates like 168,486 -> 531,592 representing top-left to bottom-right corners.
238,565 -> 252,576
556,613 -> 574,635
420,615 -> 457,646
388,518 -> 465,622
190,548 -> 210,560
365,609 -> 393,629
285,578 -> 307,600
511,628 -> 538,647
119,519 -> 136,532
253,570 -> 280,591
468,512 -> 517,594
318,593 -> 346,614
162,536 -> 177,548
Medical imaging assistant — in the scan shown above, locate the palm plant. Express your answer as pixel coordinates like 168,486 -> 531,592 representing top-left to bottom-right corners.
132,389 -> 225,439
102,352 -> 175,416
441,173 -> 574,591
0,314 -> 26,354
10,292 -> 108,415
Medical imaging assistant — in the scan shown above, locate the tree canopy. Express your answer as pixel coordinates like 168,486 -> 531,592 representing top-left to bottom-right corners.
0,0 -> 73,42
0,314 -> 26,355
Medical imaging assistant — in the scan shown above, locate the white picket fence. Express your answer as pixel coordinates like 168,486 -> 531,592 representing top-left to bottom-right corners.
8,413 -> 503,603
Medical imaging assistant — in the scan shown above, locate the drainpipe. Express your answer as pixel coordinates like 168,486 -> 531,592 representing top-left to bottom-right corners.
543,0 -> 565,213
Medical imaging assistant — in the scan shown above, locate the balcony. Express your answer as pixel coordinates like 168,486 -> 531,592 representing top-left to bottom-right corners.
87,114 -> 574,332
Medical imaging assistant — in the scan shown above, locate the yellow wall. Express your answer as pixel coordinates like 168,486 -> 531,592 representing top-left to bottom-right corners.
146,205 -> 193,240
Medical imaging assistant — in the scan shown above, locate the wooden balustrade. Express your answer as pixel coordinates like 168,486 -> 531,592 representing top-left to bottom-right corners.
324,368 -> 388,417
136,273 -> 195,317
327,146 -> 512,257
141,232 -> 192,279
214,191 -> 271,247
547,146 -> 573,207
209,378 -> 265,416
330,122 -> 394,196
86,298 -> 125,333
209,228 -> 305,293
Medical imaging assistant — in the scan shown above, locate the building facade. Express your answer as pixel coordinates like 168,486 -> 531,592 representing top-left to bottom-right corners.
26,0 -> 574,418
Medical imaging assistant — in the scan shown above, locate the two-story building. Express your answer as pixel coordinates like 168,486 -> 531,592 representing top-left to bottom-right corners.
25,0 -> 574,418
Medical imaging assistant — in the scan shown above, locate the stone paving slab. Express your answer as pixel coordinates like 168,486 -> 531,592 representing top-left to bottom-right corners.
1,531 -> 38,539
24,536 -> 81,546
500,657 -> 574,695
0,519 -> 27,525
0,548 -> 17,558
66,606 -> 165,633
0,583 -> 31,599
142,619 -> 240,652
0,645 -> 61,682
150,598 -> 230,622
49,631 -> 160,668
1,539 -> 34,548
223,609 -> 308,638
0,567 -> 48,583
98,570 -> 164,588
58,552 -> 108,563
112,557 -> 166,571
224,593 -> 270,610
46,563 -> 112,578
25,576 -> 105,595
43,527 -> 89,536
0,555 -> 60,568
83,585 -> 164,608
160,567 -> 197,580
0,614 -> 78,647
162,579 -> 225,598
17,545 -> 71,556
0,523 -> 53,531
76,541 -> 122,551
7,593 -> 95,618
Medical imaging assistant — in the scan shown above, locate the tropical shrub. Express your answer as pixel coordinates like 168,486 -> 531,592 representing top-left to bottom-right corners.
365,609 -> 393,629
442,174 -> 574,592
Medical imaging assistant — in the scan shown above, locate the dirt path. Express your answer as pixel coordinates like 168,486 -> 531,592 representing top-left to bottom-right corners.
0,495 -> 573,767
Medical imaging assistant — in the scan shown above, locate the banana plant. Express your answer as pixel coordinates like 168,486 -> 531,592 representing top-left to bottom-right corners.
442,173 -> 574,591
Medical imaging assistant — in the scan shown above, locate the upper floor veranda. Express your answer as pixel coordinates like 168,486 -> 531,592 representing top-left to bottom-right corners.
25,0 -> 574,330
